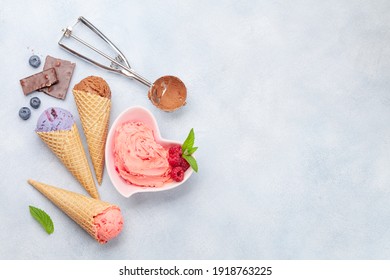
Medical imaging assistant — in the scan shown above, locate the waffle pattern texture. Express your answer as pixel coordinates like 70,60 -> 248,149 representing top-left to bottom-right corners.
73,90 -> 111,185
36,123 -> 99,199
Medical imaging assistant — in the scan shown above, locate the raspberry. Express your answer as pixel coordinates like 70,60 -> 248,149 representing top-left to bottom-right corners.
171,166 -> 184,182
168,154 -> 181,167
169,145 -> 182,156
180,157 -> 190,171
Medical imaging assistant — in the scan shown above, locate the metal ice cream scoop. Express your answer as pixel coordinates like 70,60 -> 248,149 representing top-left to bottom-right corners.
58,16 -> 187,112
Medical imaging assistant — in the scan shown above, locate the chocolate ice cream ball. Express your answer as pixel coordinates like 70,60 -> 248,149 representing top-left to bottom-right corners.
148,76 -> 187,112
73,76 -> 111,99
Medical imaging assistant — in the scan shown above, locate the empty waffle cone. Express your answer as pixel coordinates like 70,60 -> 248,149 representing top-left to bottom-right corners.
28,179 -> 124,244
73,77 -> 111,185
36,123 -> 99,199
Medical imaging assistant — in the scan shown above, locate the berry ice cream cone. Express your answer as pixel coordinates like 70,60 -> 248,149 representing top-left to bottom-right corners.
73,76 -> 111,185
28,179 -> 124,244
36,107 -> 99,199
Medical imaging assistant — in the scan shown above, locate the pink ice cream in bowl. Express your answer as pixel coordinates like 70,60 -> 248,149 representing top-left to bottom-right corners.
105,106 -> 194,197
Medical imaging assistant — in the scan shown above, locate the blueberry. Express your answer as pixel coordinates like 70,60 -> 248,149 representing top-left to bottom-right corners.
19,107 -> 31,120
30,97 -> 41,109
29,55 -> 41,68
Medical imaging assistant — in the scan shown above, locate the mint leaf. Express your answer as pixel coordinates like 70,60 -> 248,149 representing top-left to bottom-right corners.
183,154 -> 198,172
181,129 -> 198,172
185,147 -> 198,155
29,206 -> 54,234
182,128 -> 195,154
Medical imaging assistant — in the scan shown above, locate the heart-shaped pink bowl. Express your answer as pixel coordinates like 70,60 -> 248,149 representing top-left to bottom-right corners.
105,106 -> 193,197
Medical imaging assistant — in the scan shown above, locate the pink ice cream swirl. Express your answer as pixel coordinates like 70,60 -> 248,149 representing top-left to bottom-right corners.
113,121 -> 171,187
93,206 -> 124,244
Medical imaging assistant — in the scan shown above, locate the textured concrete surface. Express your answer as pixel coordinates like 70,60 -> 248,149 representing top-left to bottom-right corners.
1,0 -> 390,259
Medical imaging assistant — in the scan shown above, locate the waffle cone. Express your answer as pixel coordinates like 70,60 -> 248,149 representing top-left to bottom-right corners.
36,123 -> 99,199
73,90 -> 111,185
28,179 -> 113,243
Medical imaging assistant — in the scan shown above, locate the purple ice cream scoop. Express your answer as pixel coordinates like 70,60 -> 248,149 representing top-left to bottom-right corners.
36,107 -> 74,132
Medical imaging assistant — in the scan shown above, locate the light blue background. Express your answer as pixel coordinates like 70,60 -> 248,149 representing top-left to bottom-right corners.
1,0 -> 390,259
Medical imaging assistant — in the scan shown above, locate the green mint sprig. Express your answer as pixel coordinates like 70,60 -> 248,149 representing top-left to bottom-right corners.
29,205 -> 54,234
182,128 -> 198,172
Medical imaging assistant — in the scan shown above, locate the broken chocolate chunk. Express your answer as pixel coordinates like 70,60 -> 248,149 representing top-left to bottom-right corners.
20,68 -> 58,96
40,55 -> 76,100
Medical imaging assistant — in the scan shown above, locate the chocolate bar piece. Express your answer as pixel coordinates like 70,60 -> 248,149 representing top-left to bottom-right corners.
20,68 -> 58,96
40,56 -> 76,99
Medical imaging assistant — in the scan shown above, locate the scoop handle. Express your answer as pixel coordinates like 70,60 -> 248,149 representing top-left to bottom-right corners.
120,68 -> 152,87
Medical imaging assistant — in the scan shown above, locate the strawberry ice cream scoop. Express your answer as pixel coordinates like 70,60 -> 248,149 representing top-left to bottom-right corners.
93,206 -> 124,244
36,107 -> 74,132
113,121 -> 171,187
